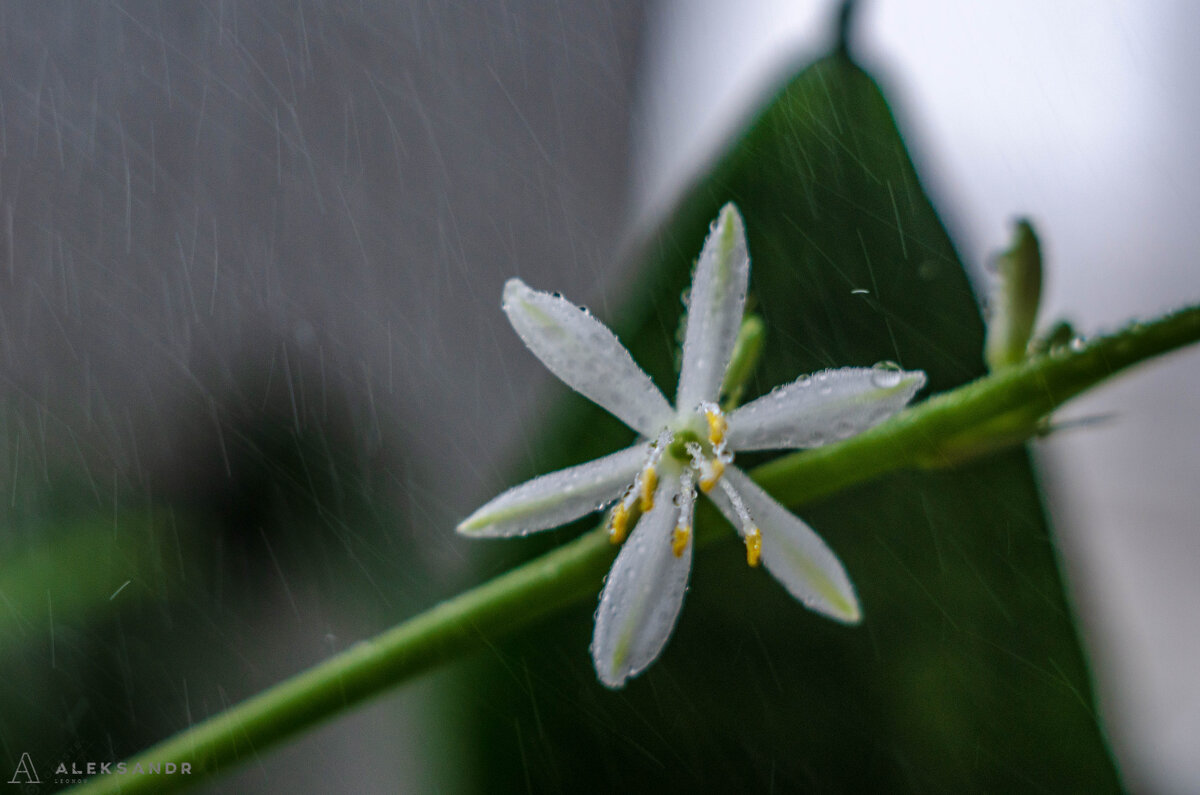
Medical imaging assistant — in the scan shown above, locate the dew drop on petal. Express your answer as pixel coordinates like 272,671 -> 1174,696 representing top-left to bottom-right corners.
869,361 -> 904,388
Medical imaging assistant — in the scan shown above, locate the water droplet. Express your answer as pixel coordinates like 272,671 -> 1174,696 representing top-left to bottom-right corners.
870,361 -> 903,388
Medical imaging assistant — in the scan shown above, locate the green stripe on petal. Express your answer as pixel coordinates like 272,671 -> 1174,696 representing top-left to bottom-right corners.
458,443 -> 647,537
503,279 -> 673,437
675,203 -> 751,412
710,466 -> 860,624
591,477 -> 689,688
726,366 -> 925,451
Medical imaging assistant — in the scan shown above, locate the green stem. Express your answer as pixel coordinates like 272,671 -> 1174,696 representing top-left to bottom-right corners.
756,306 -> 1200,504
74,528 -> 618,795
72,304 -> 1200,794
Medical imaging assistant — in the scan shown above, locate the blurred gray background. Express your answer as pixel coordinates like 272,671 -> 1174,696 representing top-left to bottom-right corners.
0,2 -> 646,791
1,1 -> 1196,792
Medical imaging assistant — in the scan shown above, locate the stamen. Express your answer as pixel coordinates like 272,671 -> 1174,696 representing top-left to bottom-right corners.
607,501 -> 631,545
714,438 -> 733,464
719,480 -> 761,567
687,439 -> 726,493
672,471 -> 697,558
672,525 -> 691,557
703,403 -> 728,446
699,458 -> 725,493
744,526 -> 762,567
633,432 -> 670,514
639,466 -> 658,512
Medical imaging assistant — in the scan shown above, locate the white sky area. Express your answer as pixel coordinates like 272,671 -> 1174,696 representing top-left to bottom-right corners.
635,2 -> 1200,791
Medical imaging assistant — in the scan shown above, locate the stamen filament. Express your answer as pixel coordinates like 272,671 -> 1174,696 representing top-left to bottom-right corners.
672,471 -> 697,558
719,479 -> 761,567
638,431 -> 674,513
699,459 -> 725,493
685,434 -> 727,493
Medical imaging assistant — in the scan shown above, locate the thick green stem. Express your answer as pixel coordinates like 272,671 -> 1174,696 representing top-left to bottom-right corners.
755,306 -> 1200,504
72,304 -> 1200,794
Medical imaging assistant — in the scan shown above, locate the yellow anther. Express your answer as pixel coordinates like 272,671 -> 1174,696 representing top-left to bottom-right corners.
699,459 -> 725,493
671,525 -> 691,558
706,410 -> 728,446
608,504 -> 630,545
639,466 -> 658,512
745,527 -> 763,567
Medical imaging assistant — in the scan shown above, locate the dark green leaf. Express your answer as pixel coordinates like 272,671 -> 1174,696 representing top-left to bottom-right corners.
466,48 -> 1119,793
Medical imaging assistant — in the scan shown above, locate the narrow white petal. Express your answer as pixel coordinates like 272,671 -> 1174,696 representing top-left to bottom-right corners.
503,279 -> 672,437
675,203 -> 750,412
726,367 -> 926,451
591,477 -> 689,688
457,444 -> 647,537
709,466 -> 860,623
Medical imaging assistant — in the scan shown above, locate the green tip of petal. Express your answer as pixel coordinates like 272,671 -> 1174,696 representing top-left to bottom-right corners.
829,590 -> 863,625
776,537 -> 862,624
810,568 -> 862,625
456,515 -> 487,535
716,203 -> 742,254
501,277 -> 527,308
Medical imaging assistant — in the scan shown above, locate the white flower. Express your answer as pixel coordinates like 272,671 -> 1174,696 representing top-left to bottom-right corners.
458,204 -> 926,688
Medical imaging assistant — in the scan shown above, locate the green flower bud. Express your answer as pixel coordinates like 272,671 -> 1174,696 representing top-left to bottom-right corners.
984,219 -> 1043,371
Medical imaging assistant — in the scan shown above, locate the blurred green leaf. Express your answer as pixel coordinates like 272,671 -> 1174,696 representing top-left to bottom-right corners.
466,47 -> 1120,792
0,511 -> 180,655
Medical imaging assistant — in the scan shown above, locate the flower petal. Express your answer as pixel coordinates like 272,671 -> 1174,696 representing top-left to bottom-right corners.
503,278 -> 673,437
591,476 -> 689,688
709,466 -> 860,623
675,203 -> 750,412
457,444 -> 647,537
726,366 -> 926,451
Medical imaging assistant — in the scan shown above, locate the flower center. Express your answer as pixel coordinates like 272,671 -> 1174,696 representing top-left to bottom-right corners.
606,404 -> 746,562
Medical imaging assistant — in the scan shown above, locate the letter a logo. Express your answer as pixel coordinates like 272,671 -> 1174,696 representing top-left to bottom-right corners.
8,752 -> 40,784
